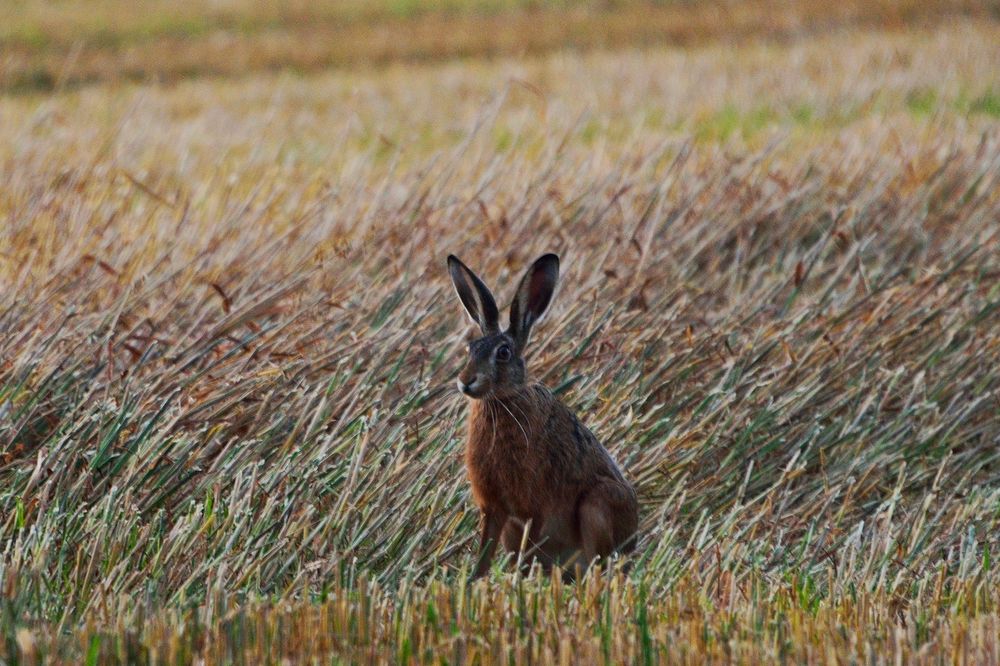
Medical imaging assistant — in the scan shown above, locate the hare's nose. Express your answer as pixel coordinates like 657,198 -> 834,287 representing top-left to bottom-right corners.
457,377 -> 482,396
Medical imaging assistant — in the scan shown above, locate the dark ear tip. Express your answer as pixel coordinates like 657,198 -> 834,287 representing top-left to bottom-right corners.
536,253 -> 560,272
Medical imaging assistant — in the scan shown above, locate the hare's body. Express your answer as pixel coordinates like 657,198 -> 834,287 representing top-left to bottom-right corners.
466,384 -> 638,573
446,252 -> 639,578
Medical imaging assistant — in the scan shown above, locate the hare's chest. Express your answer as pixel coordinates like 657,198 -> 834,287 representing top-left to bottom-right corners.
465,437 -> 547,517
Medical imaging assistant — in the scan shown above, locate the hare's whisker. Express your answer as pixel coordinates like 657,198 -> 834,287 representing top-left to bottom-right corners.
497,397 -> 530,449
488,399 -> 498,454
505,398 -> 533,436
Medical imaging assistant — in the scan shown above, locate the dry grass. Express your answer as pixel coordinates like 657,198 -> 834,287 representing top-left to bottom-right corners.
2,8 -> 1000,665
1,0 -> 995,93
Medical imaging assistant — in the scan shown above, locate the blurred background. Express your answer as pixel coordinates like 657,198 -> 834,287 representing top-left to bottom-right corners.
3,1 -> 996,97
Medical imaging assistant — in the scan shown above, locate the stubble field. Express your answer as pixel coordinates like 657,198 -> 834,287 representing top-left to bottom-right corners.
1,2 -> 1000,663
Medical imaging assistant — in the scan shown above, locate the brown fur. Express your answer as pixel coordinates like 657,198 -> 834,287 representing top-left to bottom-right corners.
446,252 -> 639,579
464,383 -> 639,578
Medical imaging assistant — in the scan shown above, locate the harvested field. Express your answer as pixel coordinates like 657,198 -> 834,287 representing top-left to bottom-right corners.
1,3 -> 999,663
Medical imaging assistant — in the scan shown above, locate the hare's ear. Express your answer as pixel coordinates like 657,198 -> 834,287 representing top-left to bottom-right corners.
447,255 -> 500,335
508,253 -> 559,351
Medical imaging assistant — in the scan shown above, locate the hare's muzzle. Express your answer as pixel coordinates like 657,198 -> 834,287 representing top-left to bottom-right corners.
457,376 -> 487,398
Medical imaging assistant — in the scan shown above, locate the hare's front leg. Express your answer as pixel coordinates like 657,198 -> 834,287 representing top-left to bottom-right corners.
471,509 -> 507,579
503,516 -> 561,574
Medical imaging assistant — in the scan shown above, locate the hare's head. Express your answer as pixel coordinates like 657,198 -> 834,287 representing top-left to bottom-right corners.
447,253 -> 559,399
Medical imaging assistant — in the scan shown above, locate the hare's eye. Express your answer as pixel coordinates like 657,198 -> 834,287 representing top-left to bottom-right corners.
495,344 -> 512,362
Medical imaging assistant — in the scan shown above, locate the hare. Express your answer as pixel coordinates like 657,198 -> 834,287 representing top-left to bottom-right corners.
447,252 -> 639,579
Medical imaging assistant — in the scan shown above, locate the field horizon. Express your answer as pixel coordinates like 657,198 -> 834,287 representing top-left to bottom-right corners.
2,0 -> 996,95
2,2 -> 1000,663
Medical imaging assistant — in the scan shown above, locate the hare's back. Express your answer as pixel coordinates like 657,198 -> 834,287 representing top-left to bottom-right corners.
532,385 -> 630,485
